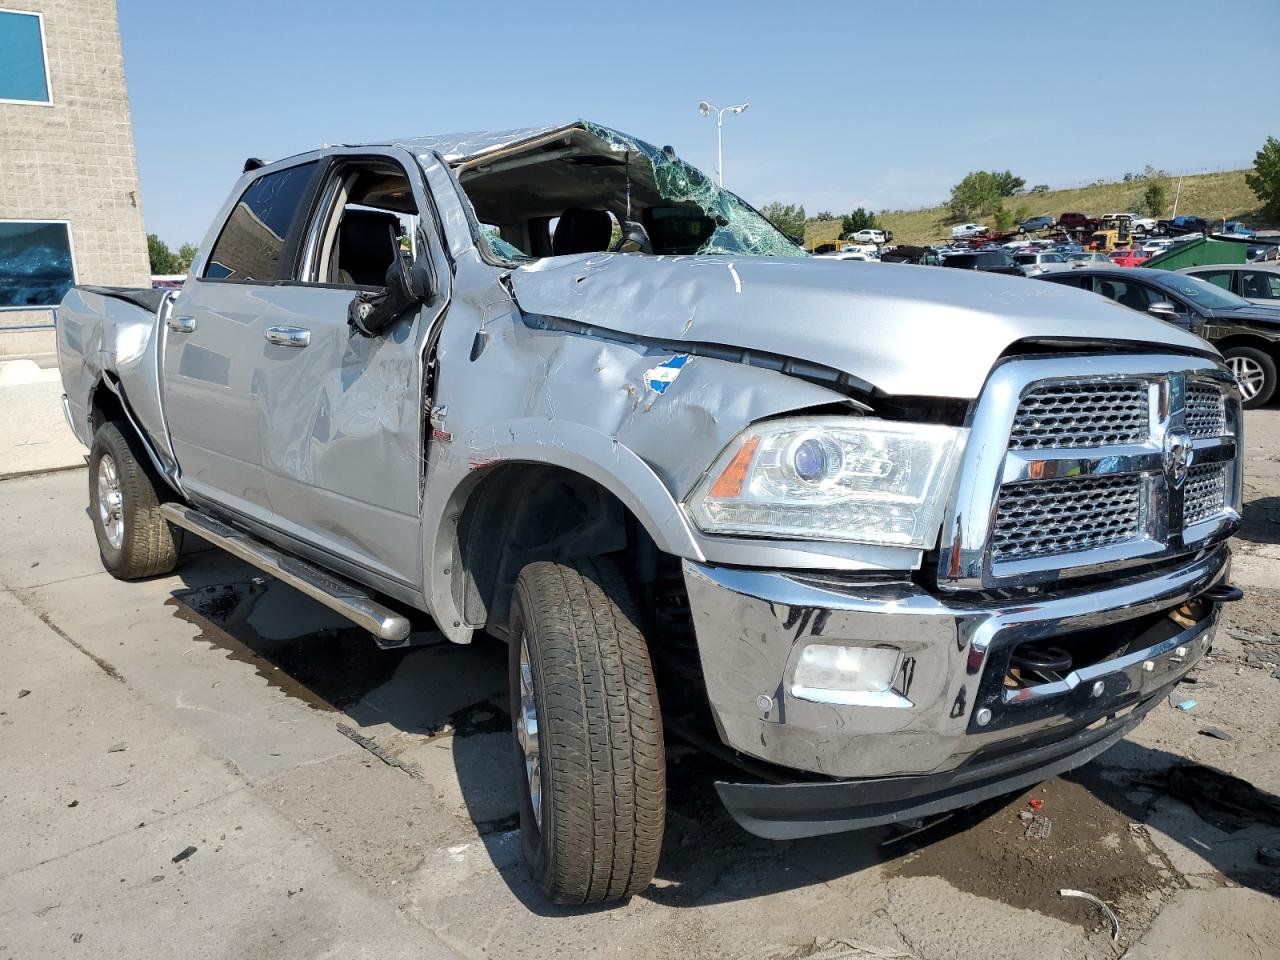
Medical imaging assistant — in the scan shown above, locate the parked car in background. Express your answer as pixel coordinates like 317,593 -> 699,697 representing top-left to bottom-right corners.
1017,215 -> 1055,234
1132,216 -> 1157,233
1037,266 -> 1280,406
1057,212 -> 1095,230
1141,238 -> 1176,256
1158,215 -> 1211,236
848,229 -> 887,244
951,223 -> 988,239
816,250 -> 874,262
1179,264 -> 1280,305
1221,221 -> 1255,239
1011,251 -> 1068,275
1108,249 -> 1151,268
940,248 -> 1023,275
1065,252 -> 1112,266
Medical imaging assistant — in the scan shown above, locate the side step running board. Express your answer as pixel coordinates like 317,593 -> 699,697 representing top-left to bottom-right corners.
160,503 -> 412,645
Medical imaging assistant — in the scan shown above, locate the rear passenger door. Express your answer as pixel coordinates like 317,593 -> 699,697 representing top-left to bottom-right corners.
163,160 -> 322,524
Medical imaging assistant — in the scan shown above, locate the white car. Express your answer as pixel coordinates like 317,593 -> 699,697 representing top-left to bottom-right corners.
951,223 -> 988,239
849,229 -> 887,244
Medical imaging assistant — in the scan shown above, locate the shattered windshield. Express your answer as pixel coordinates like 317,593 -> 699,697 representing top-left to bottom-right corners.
580,121 -> 804,259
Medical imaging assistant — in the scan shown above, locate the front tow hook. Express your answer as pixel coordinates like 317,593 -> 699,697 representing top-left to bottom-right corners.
1202,583 -> 1244,603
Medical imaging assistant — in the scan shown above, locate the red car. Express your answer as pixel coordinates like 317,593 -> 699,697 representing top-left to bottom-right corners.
1057,212 -> 1096,230
1108,249 -> 1151,268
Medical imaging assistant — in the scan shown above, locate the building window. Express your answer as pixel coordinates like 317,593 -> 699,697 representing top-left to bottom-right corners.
0,9 -> 51,104
0,221 -> 76,309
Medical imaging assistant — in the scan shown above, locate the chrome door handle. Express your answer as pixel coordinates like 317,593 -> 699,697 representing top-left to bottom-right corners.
264,326 -> 311,348
167,316 -> 197,334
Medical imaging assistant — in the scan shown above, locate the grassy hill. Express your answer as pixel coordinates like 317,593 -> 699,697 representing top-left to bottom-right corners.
878,169 -> 1262,246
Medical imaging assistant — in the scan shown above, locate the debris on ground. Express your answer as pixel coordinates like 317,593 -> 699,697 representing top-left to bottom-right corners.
1198,726 -> 1233,742
879,813 -> 953,847
762,938 -> 918,960
171,846 -> 197,863
1173,698 -> 1197,711
1025,816 -> 1053,841
336,723 -> 423,780
66,800 -> 78,808
107,742 -> 126,753
17,689 -> 30,698
1166,763 -> 1280,832
1028,798 -> 1044,811
1058,888 -> 1120,942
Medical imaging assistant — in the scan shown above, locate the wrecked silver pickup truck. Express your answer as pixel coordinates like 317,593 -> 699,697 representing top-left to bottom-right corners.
58,121 -> 1245,905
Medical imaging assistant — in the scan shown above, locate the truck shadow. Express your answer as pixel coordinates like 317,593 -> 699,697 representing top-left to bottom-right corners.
1237,494 -> 1280,545
162,548 -> 1280,918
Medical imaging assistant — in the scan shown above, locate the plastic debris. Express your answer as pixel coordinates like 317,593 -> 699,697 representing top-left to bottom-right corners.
1059,888 -> 1120,942
1025,816 -> 1053,840
1028,798 -> 1045,811
66,800 -> 78,808
1174,699 -> 1197,711
1018,810 -> 1034,822
1198,726 -> 1233,742
17,689 -> 30,698
171,846 -> 197,864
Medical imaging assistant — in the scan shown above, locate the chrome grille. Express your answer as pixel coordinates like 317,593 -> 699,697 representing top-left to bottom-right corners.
1184,462 -> 1227,526
1008,381 -> 1148,450
992,475 -> 1144,562
1186,381 -> 1227,439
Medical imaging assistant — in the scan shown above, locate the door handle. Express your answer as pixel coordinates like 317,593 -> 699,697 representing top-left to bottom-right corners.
264,326 -> 311,348
167,316 -> 197,334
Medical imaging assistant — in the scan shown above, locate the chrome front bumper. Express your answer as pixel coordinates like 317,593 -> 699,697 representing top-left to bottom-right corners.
683,546 -> 1231,782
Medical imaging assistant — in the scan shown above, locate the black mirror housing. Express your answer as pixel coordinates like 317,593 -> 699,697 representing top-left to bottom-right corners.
347,253 -> 434,337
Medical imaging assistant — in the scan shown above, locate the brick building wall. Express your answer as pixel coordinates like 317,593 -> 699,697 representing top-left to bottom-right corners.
0,0 -> 148,356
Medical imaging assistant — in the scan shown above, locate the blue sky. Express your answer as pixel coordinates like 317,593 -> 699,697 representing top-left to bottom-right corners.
120,1 -> 1279,246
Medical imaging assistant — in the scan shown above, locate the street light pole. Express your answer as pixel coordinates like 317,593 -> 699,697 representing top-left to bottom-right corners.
698,100 -> 749,187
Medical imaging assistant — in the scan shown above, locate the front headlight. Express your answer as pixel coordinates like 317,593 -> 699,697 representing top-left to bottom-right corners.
686,416 -> 967,548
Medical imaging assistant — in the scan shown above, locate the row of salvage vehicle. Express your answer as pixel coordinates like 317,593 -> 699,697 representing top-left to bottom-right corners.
58,120 -> 1251,903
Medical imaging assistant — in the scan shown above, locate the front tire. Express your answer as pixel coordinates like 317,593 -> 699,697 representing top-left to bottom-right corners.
88,421 -> 180,579
508,557 -> 665,904
1222,345 -> 1276,408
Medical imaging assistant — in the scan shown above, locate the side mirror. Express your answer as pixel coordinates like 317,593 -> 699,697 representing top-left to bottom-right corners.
348,253 -> 434,337
1147,301 -> 1179,322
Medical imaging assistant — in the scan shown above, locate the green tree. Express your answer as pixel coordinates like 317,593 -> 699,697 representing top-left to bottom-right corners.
146,234 -> 181,274
813,210 -> 837,221
992,205 -> 1015,232
1138,165 -> 1171,218
760,201 -> 807,237
948,171 -> 1003,221
991,170 -> 1026,197
176,243 -> 199,273
1245,135 -> 1280,221
840,207 -> 881,235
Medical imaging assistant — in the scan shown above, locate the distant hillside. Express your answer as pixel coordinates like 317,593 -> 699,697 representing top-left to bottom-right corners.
878,169 -> 1263,246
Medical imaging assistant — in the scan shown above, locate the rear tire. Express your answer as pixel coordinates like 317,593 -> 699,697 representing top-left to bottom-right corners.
88,421 -> 180,579
508,557 -> 665,904
1222,345 -> 1276,409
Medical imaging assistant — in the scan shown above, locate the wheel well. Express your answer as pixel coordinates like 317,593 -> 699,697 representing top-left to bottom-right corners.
455,464 -> 630,634
1213,335 -> 1280,363
88,379 -> 126,433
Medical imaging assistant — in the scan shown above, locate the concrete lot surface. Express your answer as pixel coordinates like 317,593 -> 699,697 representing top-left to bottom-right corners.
2,411 -> 1278,960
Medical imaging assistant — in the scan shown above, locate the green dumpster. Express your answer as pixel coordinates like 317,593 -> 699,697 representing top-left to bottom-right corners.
1144,236 -> 1247,271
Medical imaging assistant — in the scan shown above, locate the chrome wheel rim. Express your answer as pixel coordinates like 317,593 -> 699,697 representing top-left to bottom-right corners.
517,632 -> 542,830
96,453 -> 124,550
1228,355 -> 1265,401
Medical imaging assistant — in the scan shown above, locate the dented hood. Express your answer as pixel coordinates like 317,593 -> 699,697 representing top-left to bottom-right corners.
509,254 -> 1215,399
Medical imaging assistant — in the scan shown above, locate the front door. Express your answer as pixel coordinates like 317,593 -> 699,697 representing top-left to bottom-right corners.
253,152 -> 449,586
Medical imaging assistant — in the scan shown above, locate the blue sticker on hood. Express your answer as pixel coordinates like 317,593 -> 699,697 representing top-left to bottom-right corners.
643,354 -> 690,395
